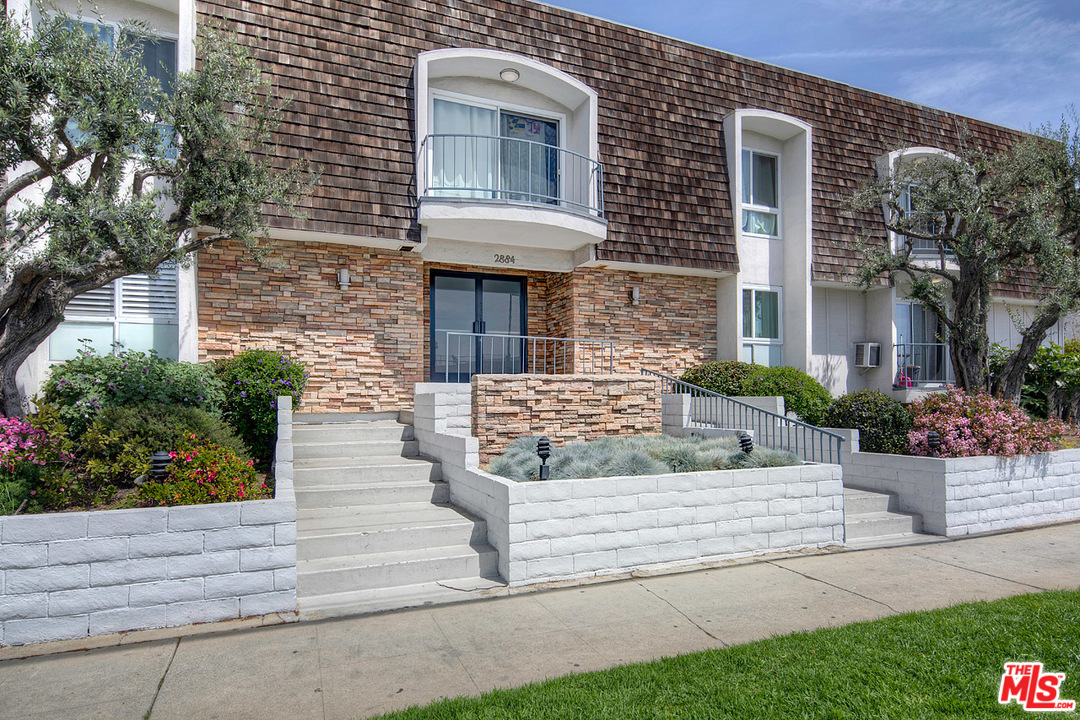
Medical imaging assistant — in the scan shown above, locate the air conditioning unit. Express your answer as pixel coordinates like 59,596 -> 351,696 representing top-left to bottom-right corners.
854,342 -> 881,368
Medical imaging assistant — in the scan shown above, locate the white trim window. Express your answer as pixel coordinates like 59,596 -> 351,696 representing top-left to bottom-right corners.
894,301 -> 949,386
741,149 -> 780,237
898,184 -> 949,256
50,265 -> 180,362
742,286 -> 782,366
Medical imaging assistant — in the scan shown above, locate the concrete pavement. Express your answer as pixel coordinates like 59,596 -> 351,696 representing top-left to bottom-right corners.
2,521 -> 1079,720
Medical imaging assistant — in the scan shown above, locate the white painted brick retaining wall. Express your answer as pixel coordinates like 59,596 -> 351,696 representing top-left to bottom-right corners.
837,428 -> 1080,536
0,398 -> 298,647
416,387 -> 844,586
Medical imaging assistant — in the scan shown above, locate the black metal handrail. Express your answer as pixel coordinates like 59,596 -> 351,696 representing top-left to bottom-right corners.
643,369 -> 845,464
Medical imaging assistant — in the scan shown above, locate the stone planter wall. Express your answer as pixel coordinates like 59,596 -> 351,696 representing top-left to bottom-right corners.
471,374 -> 662,462
837,428 -> 1080,536
0,398 -> 298,647
417,386 -> 844,586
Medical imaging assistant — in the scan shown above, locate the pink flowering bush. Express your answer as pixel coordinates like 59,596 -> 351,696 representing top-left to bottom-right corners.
136,437 -> 269,506
908,386 -> 1068,457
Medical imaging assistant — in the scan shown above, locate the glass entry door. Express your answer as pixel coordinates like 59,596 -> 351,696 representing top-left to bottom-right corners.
431,271 -> 526,382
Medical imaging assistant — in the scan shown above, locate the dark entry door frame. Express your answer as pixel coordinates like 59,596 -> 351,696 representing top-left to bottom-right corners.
429,269 -> 527,383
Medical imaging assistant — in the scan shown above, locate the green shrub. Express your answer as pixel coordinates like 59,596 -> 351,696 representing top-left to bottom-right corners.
680,361 -> 753,397
990,343 -> 1080,421
20,404 -> 99,512
41,346 -> 224,437
215,349 -> 308,465
739,366 -> 833,426
136,441 -> 270,506
80,403 -> 251,487
485,434 -> 800,481
681,361 -> 834,425
823,390 -> 912,454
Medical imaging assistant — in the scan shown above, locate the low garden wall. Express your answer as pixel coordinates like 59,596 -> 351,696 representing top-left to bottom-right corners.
417,386 -> 844,586
0,398 -> 298,647
471,374 -> 662,462
837,429 -> 1080,537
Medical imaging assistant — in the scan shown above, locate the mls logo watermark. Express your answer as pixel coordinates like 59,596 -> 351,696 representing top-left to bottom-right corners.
999,662 -> 1076,712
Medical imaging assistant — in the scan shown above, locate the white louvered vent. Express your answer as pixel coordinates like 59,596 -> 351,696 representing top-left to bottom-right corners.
854,342 -> 881,368
119,265 -> 178,319
66,285 -> 115,317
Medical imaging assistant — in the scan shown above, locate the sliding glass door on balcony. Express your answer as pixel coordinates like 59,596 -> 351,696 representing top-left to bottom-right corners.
430,271 -> 526,382
895,302 -> 950,385
429,99 -> 559,205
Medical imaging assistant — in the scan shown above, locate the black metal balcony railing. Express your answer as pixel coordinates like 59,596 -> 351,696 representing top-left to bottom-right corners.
419,134 -> 604,217
436,332 -> 614,383
894,342 -> 950,386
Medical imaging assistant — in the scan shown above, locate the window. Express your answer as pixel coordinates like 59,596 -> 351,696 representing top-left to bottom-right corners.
742,287 -> 782,366
894,302 -> 949,385
429,95 -> 561,205
741,149 -> 779,236
62,20 -> 177,95
899,185 -> 948,256
50,265 -> 180,362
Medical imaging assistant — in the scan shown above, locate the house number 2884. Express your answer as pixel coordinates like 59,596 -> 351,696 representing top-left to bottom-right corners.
494,254 -> 516,265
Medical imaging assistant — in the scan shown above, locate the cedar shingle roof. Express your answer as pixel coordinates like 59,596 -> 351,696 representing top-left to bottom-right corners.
198,0 -> 1026,291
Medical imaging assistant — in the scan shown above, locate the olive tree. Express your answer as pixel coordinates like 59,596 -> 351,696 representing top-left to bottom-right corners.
852,117 -> 1080,400
0,9 -> 314,415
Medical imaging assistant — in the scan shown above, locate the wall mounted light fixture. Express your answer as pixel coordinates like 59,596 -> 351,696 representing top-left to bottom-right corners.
499,67 -> 520,83
629,287 -> 640,305
337,268 -> 351,290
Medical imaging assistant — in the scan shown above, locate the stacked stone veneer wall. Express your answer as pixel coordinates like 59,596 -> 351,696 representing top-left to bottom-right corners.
415,387 -> 844,585
472,374 -> 662,462
0,400 -> 298,647
200,243 -> 715,413
837,429 -> 1080,536
199,239 -> 424,413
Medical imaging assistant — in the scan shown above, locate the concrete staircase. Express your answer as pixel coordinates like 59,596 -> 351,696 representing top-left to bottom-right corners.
844,486 -> 930,549
293,414 -> 504,618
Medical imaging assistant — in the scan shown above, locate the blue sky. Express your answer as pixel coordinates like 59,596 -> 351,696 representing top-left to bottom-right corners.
547,0 -> 1079,131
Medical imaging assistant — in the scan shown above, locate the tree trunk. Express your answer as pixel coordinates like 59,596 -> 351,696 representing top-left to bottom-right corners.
991,312 -> 1060,403
0,286 -> 69,417
946,265 -> 992,392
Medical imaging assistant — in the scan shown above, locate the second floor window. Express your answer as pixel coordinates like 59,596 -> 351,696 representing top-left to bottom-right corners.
430,97 -> 560,205
898,185 -> 950,256
741,149 -> 779,237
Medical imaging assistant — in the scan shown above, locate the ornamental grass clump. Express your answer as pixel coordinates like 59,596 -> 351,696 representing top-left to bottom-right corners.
136,438 -> 270,506
908,386 -> 1068,458
486,434 -> 800,482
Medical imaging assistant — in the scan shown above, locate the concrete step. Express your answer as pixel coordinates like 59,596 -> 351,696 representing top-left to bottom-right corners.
843,487 -> 898,515
293,458 -> 442,484
297,501 -> 477,533
297,508 -> 488,560
844,510 -> 922,540
293,423 -> 415,444
292,439 -> 419,460
297,543 -> 500,597
845,532 -> 945,550
294,412 -> 400,425
295,481 -> 450,509
298,576 -> 507,620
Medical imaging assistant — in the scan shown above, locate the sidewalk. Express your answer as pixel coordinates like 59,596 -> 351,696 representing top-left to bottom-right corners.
2,522 -> 1079,720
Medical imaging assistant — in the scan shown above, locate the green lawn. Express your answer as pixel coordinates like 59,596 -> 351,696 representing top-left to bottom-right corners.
376,589 -> 1080,719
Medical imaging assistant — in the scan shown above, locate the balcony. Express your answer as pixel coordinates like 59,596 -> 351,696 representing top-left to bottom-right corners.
894,342 -> 950,387
417,134 -> 607,254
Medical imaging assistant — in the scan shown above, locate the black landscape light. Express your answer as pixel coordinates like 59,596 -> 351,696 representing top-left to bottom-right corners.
537,436 -> 552,480
149,451 -> 172,482
739,432 -> 754,454
926,430 -> 942,455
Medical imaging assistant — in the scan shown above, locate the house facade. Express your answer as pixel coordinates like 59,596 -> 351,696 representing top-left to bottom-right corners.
9,0 -> 1067,411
